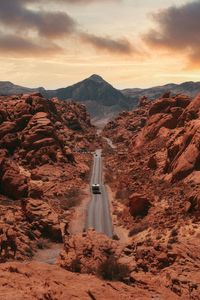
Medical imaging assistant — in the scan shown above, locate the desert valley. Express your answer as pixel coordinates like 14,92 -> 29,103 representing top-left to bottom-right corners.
0,76 -> 200,299
0,0 -> 200,299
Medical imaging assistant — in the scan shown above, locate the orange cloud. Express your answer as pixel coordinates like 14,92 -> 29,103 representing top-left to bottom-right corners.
0,0 -> 132,57
143,0 -> 200,69
79,33 -> 135,55
0,33 -> 62,57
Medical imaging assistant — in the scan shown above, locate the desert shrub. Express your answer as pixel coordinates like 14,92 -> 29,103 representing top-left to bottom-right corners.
27,229 -> 35,240
168,237 -> 177,244
112,234 -> 120,240
60,188 -> 81,210
41,226 -> 62,242
115,189 -> 128,202
60,197 -> 81,210
98,257 -> 130,282
129,224 -> 148,237
24,247 -> 33,257
170,228 -> 178,237
37,239 -> 49,249
69,257 -> 81,273
104,170 -> 113,184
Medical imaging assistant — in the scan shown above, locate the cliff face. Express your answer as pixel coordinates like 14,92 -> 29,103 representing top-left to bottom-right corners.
0,93 -> 98,261
103,93 -> 200,299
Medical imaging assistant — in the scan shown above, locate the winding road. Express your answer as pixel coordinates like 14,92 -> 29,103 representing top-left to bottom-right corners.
85,149 -> 113,238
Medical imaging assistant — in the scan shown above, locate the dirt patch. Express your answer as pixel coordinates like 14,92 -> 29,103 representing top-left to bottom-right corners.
69,187 -> 91,234
33,242 -> 63,265
106,185 -> 130,245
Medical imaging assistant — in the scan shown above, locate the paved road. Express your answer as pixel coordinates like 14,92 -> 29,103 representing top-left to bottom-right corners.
86,149 -> 113,238
103,137 -> 116,149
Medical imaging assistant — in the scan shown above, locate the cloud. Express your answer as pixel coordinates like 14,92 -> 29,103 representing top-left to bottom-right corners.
0,0 -> 77,39
0,33 -> 62,57
23,0 -> 120,4
0,0 -> 132,57
80,33 -> 134,55
143,1 -> 200,68
61,0 -> 121,3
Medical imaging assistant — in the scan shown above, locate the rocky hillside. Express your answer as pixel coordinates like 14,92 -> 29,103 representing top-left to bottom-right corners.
103,92 -> 200,299
0,260 -> 178,300
0,92 -> 98,261
1,78 -> 200,122
0,92 -> 179,299
0,76 -> 131,121
0,81 -> 46,97
122,81 -> 200,104
47,74 -> 130,120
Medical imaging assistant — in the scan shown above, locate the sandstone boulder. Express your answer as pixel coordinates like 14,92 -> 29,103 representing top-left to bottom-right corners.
23,198 -> 62,242
0,159 -> 28,199
178,92 -> 200,125
147,156 -> 157,170
129,193 -> 151,217
0,121 -> 16,138
59,230 -> 120,273
167,120 -> 200,181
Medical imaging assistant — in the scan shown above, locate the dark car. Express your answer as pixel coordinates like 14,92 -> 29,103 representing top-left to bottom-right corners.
92,184 -> 101,194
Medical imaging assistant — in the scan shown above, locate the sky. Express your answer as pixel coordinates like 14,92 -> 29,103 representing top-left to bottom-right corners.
0,0 -> 200,89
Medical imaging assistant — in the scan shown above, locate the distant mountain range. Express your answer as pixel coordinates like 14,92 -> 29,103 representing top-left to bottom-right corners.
0,75 -> 200,121
47,74 -> 131,121
0,81 -> 46,97
122,81 -> 200,102
0,75 -> 131,121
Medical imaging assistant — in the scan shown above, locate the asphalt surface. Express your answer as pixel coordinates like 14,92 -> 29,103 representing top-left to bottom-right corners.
86,149 -> 113,238
103,137 -> 116,149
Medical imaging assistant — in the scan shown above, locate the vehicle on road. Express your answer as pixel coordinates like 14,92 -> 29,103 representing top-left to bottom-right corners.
92,184 -> 101,194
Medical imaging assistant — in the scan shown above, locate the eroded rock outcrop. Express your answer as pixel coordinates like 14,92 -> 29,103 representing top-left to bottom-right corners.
23,198 -> 62,242
59,230 -> 120,273
0,158 -> 28,199
0,93 -> 98,262
103,92 -> 200,299
0,261 -> 175,300
129,193 -> 151,217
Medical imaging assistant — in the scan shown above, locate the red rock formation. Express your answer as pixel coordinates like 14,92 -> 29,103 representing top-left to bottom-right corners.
0,261 -> 179,300
0,158 -> 28,199
0,93 -> 98,262
23,198 -> 62,242
103,92 -> 200,299
129,193 -> 151,217
59,230 -> 120,273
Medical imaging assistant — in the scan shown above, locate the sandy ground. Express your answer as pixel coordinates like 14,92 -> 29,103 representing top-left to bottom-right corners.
92,118 -> 111,130
102,146 -> 130,245
106,185 -> 131,245
69,186 -> 91,234
33,186 -> 91,265
33,242 -> 63,265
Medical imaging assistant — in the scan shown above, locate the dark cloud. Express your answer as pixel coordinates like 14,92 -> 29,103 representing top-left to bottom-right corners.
0,0 -> 76,39
80,33 -> 134,55
0,33 -> 62,56
23,0 -> 120,4
143,1 -> 200,68
0,0 -> 132,57
61,0 -> 121,3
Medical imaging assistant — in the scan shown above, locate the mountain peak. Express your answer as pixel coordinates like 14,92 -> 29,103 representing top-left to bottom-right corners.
0,81 -> 14,87
88,74 -> 105,83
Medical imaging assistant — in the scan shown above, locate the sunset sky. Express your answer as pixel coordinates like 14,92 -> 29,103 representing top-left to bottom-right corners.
0,0 -> 200,89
